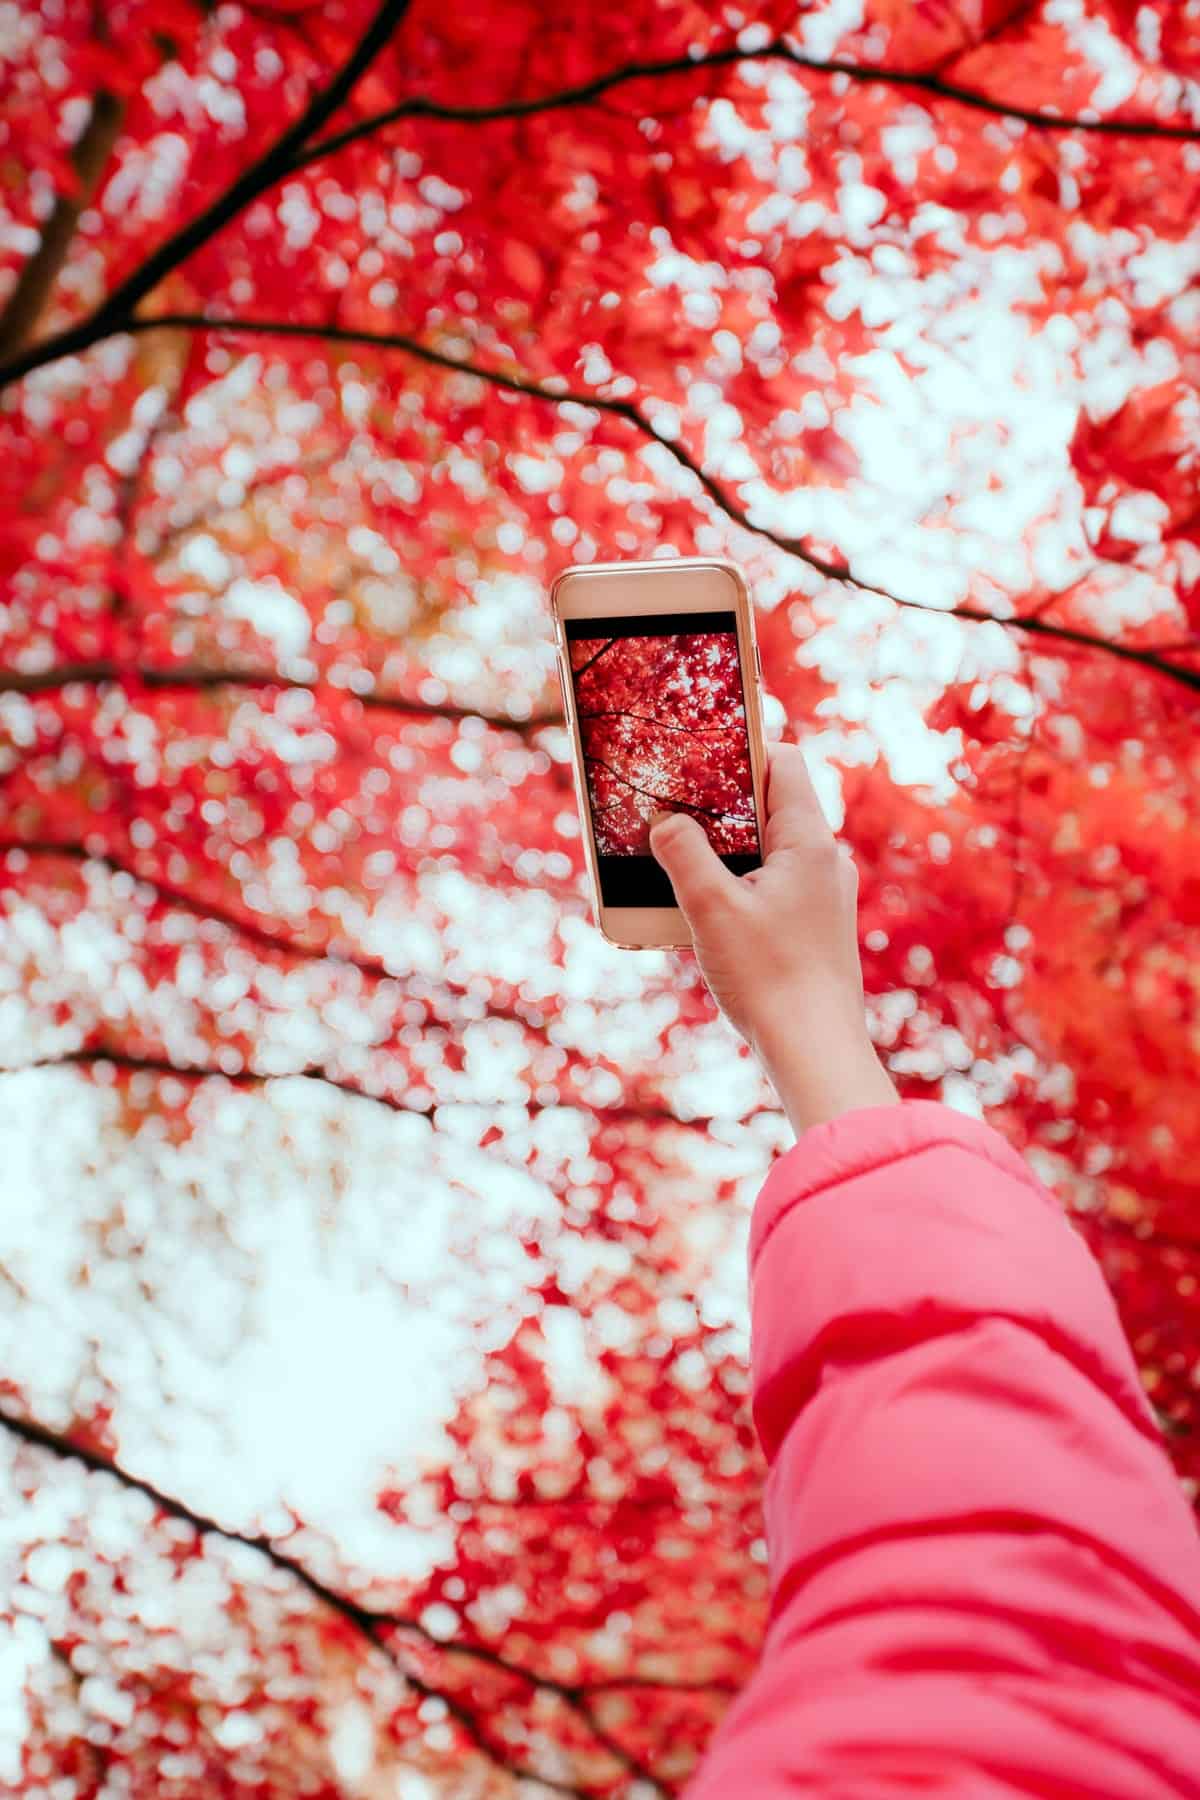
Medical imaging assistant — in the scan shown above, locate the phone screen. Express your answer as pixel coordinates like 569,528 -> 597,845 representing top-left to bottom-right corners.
563,608 -> 762,909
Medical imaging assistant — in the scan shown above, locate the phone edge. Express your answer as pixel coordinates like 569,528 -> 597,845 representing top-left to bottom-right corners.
549,558 -> 766,953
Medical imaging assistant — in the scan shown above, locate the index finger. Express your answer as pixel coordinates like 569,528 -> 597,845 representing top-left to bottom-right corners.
762,740 -> 837,859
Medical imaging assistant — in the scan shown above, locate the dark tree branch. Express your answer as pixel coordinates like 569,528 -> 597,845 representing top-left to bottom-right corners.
105,315 -> 1200,696
921,0 -> 1044,78
0,839 -> 571,1048
3,1045 -> 764,1136
0,838 -> 419,983
584,753 -> 754,828
571,638 -> 621,681
21,1472 -> 705,1800
0,0 -> 414,392
1,843 -> 776,1136
290,38 -> 1200,174
0,840 -> 587,1058
1142,632 -> 1200,653
0,91 -> 126,360
2,261 -> 1198,693
0,659 -> 564,732
19,1046 -> 442,1114
113,318 -> 927,599
579,1673 -> 739,1696
578,708 -> 743,735
570,1705 -> 669,1794
1,26 -> 1191,395
0,1404 -> 606,1798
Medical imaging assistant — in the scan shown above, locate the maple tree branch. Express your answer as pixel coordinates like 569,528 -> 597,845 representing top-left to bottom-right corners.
98,317 -> 907,596
1,25 -> 1190,396
573,1707 -> 669,1794
584,751 -> 754,827
111,315 -> 1200,696
3,1046 -> 761,1138
579,1672 -> 739,1696
0,1260 -> 29,1302
0,0 -> 414,392
14,1046 -> 438,1114
0,838 -> 413,981
0,839 -> 570,1047
0,843 -> 635,1104
0,658 -> 563,732
571,638 -> 621,680
578,708 -> 742,735
291,38 -> 1200,173
0,1404 -> 607,1798
1143,633 -> 1200,654
2,275 -> 1198,695
920,0 -> 1044,78
0,842 -> 774,1138
0,90 -> 126,361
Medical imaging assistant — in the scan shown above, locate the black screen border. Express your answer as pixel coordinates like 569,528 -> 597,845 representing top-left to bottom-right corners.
564,610 -> 738,640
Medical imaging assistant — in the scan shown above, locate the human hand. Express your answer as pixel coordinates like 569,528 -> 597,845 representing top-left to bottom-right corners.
648,740 -> 898,1135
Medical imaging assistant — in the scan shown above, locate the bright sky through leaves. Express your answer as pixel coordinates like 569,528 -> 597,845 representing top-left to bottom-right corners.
1,0 -> 1198,1793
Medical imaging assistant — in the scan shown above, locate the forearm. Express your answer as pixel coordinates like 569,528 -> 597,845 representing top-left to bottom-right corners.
751,998 -> 899,1137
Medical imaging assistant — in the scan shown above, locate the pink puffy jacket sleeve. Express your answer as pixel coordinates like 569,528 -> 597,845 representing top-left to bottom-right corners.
684,1099 -> 1200,1799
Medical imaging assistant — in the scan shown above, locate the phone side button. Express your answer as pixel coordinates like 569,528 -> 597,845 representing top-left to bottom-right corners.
557,663 -> 571,719
753,642 -> 763,683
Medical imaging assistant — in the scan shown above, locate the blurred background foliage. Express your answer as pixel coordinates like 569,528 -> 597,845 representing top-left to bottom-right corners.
0,1 -> 1198,1793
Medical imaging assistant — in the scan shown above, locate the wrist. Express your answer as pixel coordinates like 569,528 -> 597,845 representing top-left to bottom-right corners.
751,1000 -> 899,1137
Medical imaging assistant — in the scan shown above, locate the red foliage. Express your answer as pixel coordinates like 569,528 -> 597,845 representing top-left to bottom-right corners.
0,0 -> 1198,1794
571,631 -> 758,855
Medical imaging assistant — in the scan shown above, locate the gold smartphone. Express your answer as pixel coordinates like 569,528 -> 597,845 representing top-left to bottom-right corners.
549,557 -> 768,950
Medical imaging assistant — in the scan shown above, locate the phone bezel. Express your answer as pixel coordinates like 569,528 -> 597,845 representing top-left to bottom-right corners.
549,557 -> 767,951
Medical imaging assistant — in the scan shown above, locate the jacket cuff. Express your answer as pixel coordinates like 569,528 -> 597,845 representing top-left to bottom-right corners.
746,1097 -> 1162,1467
750,1098 -> 1054,1275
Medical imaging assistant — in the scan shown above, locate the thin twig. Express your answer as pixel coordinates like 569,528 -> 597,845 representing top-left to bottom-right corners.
571,639 -> 622,681
292,39 -> 1200,176
0,91 -> 125,359
1,1045 -> 762,1137
578,708 -> 742,735
0,1403 -> 599,1796
0,837 -> 573,1044
0,658 -> 563,732
111,314 -> 1200,696
584,751 -> 753,828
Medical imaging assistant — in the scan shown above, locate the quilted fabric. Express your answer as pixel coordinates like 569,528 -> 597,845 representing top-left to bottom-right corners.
684,1101 -> 1200,1798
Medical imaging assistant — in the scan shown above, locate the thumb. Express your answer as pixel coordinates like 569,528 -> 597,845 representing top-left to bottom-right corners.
648,810 -> 739,919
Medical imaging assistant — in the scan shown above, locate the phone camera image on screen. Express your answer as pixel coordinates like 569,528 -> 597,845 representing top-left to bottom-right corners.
564,610 -> 762,909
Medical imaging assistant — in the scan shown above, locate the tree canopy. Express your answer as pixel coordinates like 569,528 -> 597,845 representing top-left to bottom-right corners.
1,1 -> 1198,1794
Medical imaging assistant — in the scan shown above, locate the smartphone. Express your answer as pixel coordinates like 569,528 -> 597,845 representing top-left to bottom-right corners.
549,557 -> 767,950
